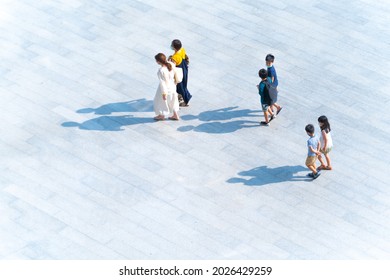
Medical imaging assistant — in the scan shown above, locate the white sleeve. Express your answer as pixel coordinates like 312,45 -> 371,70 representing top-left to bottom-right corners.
158,68 -> 169,95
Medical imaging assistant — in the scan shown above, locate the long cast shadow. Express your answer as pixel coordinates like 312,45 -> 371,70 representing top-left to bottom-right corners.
77,98 -> 153,115
182,106 -> 261,121
62,115 -> 154,131
179,106 -> 261,134
178,120 -> 259,134
227,165 -> 310,186
62,99 -> 155,131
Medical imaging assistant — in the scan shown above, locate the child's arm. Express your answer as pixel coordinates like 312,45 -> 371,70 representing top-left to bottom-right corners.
160,69 -> 169,100
309,146 -> 318,154
270,68 -> 275,83
309,143 -> 321,156
321,130 -> 328,150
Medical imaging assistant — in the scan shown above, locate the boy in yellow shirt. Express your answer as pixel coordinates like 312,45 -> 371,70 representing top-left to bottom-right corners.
170,39 -> 192,106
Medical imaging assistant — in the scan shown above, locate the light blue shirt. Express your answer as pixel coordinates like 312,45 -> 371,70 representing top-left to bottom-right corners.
307,135 -> 318,156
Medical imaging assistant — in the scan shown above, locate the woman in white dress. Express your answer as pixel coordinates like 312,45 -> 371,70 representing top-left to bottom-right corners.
153,53 -> 180,121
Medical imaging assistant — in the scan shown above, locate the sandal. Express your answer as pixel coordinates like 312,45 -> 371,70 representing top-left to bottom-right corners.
153,116 -> 165,121
325,166 -> 332,170
317,165 -> 326,171
168,116 -> 179,121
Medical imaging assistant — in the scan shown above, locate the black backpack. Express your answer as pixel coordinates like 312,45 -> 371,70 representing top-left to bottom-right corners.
263,80 -> 278,103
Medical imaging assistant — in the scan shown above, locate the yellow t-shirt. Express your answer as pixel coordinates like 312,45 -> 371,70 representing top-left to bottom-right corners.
171,48 -> 186,66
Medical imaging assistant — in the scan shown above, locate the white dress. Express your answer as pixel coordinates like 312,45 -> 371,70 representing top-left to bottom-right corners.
320,130 -> 333,153
153,63 -> 179,116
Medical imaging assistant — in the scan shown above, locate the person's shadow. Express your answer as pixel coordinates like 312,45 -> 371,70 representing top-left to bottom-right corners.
182,106 -> 261,122
227,165 -> 310,186
62,99 -> 155,131
77,98 -> 153,115
178,120 -> 259,134
178,106 -> 261,134
62,115 -> 155,131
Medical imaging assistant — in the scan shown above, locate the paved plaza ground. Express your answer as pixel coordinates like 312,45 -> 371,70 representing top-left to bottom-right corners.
1,0 -> 390,259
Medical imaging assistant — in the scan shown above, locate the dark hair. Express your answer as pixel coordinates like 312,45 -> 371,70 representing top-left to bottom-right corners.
171,39 -> 182,51
305,124 -> 315,134
155,53 -> 172,71
265,54 -> 275,62
258,68 -> 268,79
318,115 -> 331,132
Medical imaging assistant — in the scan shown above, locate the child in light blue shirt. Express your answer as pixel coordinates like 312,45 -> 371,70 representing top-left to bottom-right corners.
305,124 -> 321,179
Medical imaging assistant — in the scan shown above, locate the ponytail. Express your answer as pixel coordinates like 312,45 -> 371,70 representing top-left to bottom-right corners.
155,53 -> 172,71
165,61 -> 172,71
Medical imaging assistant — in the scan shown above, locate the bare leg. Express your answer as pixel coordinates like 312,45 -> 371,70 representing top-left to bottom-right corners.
317,154 -> 326,169
273,103 -> 281,110
268,106 -> 274,117
307,164 -> 318,175
172,111 -> 180,120
273,103 -> 283,115
263,111 -> 269,123
325,154 -> 332,169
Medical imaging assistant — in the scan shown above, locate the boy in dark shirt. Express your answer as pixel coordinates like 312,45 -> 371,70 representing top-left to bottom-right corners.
265,54 -> 282,116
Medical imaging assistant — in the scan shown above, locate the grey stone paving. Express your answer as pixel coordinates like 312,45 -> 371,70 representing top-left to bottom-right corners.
1,0 -> 390,259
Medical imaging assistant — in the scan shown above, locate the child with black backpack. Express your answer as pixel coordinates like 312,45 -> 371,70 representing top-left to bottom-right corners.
257,69 -> 274,126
